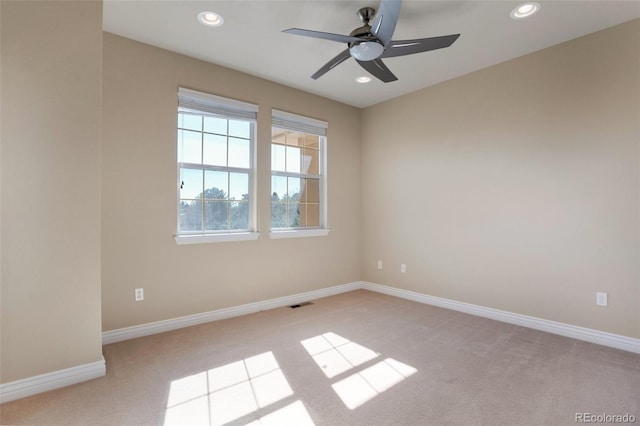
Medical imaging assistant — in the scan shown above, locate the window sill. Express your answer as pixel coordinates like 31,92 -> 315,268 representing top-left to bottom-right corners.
175,232 -> 260,245
269,228 -> 330,239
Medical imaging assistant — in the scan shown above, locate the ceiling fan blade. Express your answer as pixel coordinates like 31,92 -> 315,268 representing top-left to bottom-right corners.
311,49 -> 352,80
370,0 -> 402,47
283,28 -> 362,44
381,34 -> 460,58
356,58 -> 398,83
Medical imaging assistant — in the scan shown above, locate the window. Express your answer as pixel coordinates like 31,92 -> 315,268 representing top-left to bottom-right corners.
270,110 -> 328,238
176,88 -> 258,244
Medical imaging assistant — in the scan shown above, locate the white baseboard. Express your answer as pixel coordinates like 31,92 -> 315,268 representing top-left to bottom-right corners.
102,281 -> 362,345
102,280 -> 639,354
361,282 -> 640,354
7,281 -> 635,405
0,357 -> 106,404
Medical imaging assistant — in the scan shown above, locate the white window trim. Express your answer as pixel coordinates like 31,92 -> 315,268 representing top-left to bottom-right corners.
269,228 -> 329,239
271,109 -> 329,237
176,88 -> 258,243
175,232 -> 259,245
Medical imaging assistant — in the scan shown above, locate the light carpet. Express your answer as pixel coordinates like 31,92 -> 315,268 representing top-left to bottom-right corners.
1,290 -> 638,425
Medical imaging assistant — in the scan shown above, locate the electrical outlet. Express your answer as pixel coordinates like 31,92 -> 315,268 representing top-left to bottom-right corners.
596,292 -> 607,307
400,264 -> 406,273
377,260 -> 383,270
135,288 -> 144,302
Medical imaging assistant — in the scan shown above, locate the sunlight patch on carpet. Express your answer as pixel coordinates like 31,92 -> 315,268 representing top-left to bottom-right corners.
164,351 -> 296,426
300,332 -> 379,378
301,332 -> 417,410
332,358 -> 417,409
245,400 -> 315,426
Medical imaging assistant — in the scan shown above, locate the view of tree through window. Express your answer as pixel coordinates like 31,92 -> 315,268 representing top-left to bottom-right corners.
178,111 -> 253,233
176,92 -> 326,239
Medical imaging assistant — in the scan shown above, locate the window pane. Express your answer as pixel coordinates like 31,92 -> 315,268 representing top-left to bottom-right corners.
272,128 -> 286,144
178,130 -> 202,164
301,203 -> 319,227
271,176 -> 287,201
271,202 -> 287,228
230,201 -> 249,230
307,204 -> 319,227
287,202 -> 300,228
228,137 -> 250,169
271,144 -> 286,172
286,146 -> 301,173
302,148 -> 319,175
204,201 -> 228,231
304,134 -> 320,148
269,116 -> 325,231
179,199 -> 203,232
229,172 -> 249,201
229,120 -> 250,138
204,116 -> 227,135
287,177 -> 300,200
203,134 -> 227,167
177,91 -> 256,237
178,113 -> 202,131
180,168 -> 203,199
303,178 -> 319,204
286,131 -> 305,147
204,170 -> 228,200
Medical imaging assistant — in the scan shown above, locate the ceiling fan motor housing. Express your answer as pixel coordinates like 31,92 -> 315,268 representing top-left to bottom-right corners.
349,9 -> 385,61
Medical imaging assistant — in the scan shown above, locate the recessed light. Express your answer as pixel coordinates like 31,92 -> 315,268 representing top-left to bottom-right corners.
510,2 -> 540,19
197,11 -> 224,27
355,76 -> 371,84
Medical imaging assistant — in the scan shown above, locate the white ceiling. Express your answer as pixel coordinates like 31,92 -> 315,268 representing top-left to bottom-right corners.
103,1 -> 640,108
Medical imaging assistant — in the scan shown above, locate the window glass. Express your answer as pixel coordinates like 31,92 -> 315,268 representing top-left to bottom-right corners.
229,120 -> 250,138
180,168 -> 203,199
286,146 -> 301,173
179,113 -> 202,132
229,172 -> 249,201
228,138 -> 250,169
203,134 -> 227,167
177,90 -> 256,235
271,144 -> 286,172
204,170 -> 228,200
270,121 -> 326,231
204,116 -> 226,135
178,130 -> 202,164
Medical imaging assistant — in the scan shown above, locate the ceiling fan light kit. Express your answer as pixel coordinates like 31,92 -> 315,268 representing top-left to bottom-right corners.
282,0 -> 460,83
350,41 -> 384,61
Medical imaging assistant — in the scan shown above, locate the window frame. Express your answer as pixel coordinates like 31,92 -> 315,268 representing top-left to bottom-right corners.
175,88 -> 259,245
270,109 -> 329,239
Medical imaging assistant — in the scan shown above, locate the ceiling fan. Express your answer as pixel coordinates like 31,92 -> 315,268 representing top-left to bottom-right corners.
283,0 -> 460,83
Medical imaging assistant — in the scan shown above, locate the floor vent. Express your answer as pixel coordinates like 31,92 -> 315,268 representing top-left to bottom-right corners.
289,301 -> 314,309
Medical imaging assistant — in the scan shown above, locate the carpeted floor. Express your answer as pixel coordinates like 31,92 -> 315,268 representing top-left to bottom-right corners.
1,289 -> 639,425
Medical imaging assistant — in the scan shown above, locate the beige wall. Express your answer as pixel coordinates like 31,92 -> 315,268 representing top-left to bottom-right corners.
362,19 -> 640,338
1,2 -> 637,391
101,34 -> 362,331
0,1 -> 104,382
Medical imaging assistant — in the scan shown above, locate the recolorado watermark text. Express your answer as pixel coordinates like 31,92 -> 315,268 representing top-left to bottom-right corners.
576,413 -> 636,423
